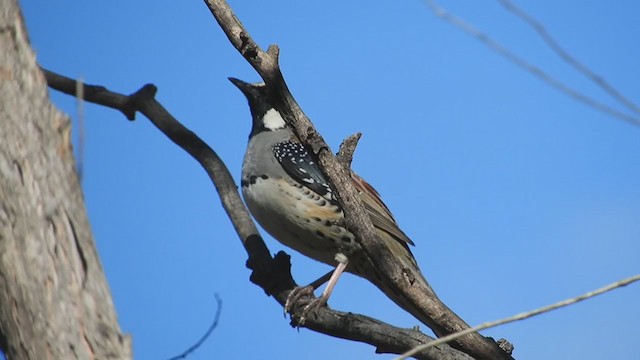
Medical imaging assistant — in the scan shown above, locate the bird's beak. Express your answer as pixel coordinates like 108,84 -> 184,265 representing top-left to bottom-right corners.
228,77 -> 259,98
228,77 -> 249,90
229,77 -> 269,104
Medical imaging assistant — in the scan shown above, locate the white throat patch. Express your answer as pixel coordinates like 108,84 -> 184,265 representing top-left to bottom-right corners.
262,108 -> 286,130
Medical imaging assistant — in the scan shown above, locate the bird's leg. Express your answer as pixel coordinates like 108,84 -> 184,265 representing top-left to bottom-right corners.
315,253 -> 349,307
297,253 -> 349,324
284,270 -> 333,314
308,269 -> 335,290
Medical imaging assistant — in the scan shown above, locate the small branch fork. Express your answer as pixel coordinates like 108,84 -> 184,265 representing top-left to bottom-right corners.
422,0 -> 640,127
336,132 -> 362,169
204,1 -> 512,360
42,68 -> 471,360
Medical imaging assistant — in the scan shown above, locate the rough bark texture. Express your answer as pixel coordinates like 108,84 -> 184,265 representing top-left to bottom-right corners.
0,1 -> 131,359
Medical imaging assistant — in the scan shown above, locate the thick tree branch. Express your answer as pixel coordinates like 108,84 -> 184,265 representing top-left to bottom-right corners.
204,1 -> 512,359
0,2 -> 130,358
43,68 -> 472,360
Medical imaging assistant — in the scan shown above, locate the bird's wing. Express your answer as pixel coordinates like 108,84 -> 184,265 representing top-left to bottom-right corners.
351,172 -> 415,247
273,139 -> 415,248
273,140 -> 338,204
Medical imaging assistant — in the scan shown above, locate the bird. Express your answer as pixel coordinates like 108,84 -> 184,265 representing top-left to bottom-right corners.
230,77 -> 441,332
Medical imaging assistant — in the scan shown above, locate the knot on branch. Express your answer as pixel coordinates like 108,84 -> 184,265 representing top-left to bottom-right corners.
497,338 -> 514,355
123,84 -> 157,120
245,235 -> 296,297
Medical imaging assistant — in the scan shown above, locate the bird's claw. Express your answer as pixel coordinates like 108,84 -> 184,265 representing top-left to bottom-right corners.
298,297 -> 326,325
284,285 -> 315,315
284,286 -> 329,325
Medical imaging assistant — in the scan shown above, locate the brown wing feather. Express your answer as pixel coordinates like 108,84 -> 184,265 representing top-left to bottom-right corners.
351,172 -> 415,247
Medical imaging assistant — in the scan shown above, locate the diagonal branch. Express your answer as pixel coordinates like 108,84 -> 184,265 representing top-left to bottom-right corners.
422,0 -> 640,127
43,67 -> 472,360
497,0 -> 640,116
398,274 -> 640,359
204,1 -> 512,359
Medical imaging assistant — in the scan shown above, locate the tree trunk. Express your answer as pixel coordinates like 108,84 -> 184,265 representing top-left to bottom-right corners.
0,1 -> 131,359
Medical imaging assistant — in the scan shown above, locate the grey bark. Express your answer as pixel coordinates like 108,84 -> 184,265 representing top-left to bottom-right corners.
0,1 -> 131,359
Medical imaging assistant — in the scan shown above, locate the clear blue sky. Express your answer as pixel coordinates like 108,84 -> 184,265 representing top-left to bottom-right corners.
21,1 -> 639,359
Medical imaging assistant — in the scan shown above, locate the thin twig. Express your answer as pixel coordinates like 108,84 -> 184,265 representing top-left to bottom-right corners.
422,0 -> 640,127
74,76 -> 85,183
497,0 -> 640,116
397,274 -> 640,360
336,132 -> 362,168
166,294 -> 223,360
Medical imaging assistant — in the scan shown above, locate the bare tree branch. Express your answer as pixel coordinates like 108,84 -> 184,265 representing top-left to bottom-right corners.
167,294 -> 223,360
398,274 -> 640,359
43,68 -> 473,360
204,1 -> 512,359
497,0 -> 640,116
0,3 -> 130,358
422,0 -> 640,127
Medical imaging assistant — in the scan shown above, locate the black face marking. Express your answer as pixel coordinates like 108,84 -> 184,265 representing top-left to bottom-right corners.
315,230 -> 325,238
228,78 -> 279,139
324,220 -> 332,227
